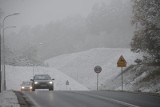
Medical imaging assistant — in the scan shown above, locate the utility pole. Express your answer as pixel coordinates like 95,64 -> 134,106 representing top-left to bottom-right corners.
0,32 -> 1,93
2,13 -> 19,91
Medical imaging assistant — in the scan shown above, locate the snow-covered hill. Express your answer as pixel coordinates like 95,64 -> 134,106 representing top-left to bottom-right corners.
46,48 -> 141,90
117,65 -> 160,93
6,66 -> 88,91
6,48 -> 159,93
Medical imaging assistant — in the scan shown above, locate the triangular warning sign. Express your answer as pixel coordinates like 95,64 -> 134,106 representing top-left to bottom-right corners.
117,55 -> 127,67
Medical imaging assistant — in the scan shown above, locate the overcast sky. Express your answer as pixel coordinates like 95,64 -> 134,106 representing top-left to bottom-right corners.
0,0 -> 111,32
1,0 -> 133,60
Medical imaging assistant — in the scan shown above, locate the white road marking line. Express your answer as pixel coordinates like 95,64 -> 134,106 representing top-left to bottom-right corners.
25,93 -> 42,107
71,92 -> 140,107
95,95 -> 140,107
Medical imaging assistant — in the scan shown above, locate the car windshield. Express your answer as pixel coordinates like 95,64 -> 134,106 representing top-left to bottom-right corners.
34,75 -> 51,80
22,82 -> 32,86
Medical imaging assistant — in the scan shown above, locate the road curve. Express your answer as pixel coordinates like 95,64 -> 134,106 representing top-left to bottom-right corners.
24,91 -> 160,107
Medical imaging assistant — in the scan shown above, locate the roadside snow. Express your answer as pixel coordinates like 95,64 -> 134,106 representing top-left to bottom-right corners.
4,48 -> 142,91
0,91 -> 20,107
1,62 -> 89,107
1,48 -> 159,107
131,72 -> 147,84
46,48 -> 140,90
6,66 -> 88,91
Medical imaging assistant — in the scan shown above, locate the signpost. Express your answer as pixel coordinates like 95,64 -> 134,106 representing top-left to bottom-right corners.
117,55 -> 127,91
94,65 -> 102,91
0,33 -> 2,93
66,80 -> 69,90
66,80 -> 69,85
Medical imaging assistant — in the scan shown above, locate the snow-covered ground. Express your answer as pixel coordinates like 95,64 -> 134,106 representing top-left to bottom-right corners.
0,65 -> 89,106
0,91 -> 20,107
1,65 -> 89,107
122,65 -> 160,93
1,63 -> 89,107
5,66 -> 88,91
1,48 -> 159,107
4,48 -> 140,91
46,48 -> 140,90
45,48 -> 160,93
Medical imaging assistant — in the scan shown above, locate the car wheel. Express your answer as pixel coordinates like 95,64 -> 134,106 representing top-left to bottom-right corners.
49,88 -> 53,91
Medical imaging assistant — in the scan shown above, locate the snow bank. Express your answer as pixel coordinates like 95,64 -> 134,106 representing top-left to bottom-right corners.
6,66 -> 88,91
0,91 -> 20,107
46,48 -> 140,90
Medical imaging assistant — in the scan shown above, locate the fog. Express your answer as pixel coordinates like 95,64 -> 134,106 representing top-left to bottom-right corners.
0,0 -> 134,65
1,0 -> 110,29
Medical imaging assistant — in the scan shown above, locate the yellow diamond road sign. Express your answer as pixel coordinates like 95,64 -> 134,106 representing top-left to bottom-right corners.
117,55 -> 127,67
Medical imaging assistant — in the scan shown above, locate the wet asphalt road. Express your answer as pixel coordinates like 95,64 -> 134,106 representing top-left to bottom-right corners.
24,91 -> 160,107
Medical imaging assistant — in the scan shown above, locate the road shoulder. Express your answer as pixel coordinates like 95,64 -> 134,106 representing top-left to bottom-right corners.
14,91 -> 30,107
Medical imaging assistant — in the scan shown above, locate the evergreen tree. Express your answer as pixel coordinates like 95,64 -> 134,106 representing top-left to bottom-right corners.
131,0 -> 160,63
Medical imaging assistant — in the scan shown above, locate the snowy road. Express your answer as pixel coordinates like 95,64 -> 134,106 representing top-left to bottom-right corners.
23,91 -> 160,107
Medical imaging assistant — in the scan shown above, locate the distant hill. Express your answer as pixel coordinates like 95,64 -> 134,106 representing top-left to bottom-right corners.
6,66 -> 88,91
46,48 -> 140,90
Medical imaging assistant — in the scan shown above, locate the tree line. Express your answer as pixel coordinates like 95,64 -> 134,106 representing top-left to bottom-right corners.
131,0 -> 160,65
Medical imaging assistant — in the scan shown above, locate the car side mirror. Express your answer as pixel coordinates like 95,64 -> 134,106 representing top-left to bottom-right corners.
30,79 -> 33,81
52,79 -> 55,80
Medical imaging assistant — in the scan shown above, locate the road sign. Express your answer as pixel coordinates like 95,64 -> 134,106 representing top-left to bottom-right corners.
117,55 -> 127,91
94,66 -> 102,73
66,80 -> 69,85
117,55 -> 127,67
94,66 -> 102,91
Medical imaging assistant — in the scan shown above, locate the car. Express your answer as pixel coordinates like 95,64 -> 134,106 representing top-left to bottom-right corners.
20,81 -> 32,92
31,74 -> 54,91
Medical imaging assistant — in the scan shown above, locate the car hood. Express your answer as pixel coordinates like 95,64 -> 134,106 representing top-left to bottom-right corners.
34,80 -> 52,82
21,85 -> 32,87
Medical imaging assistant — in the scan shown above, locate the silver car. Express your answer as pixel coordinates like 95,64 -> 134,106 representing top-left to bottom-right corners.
21,81 -> 32,92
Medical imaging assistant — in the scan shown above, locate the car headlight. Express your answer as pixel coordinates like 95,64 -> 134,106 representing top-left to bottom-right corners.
34,81 -> 38,84
21,86 -> 25,89
49,81 -> 53,84
30,86 -> 32,89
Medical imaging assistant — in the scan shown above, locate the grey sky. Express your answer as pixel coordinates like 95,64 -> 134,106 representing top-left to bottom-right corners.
1,0 -> 133,60
0,0 -> 111,32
